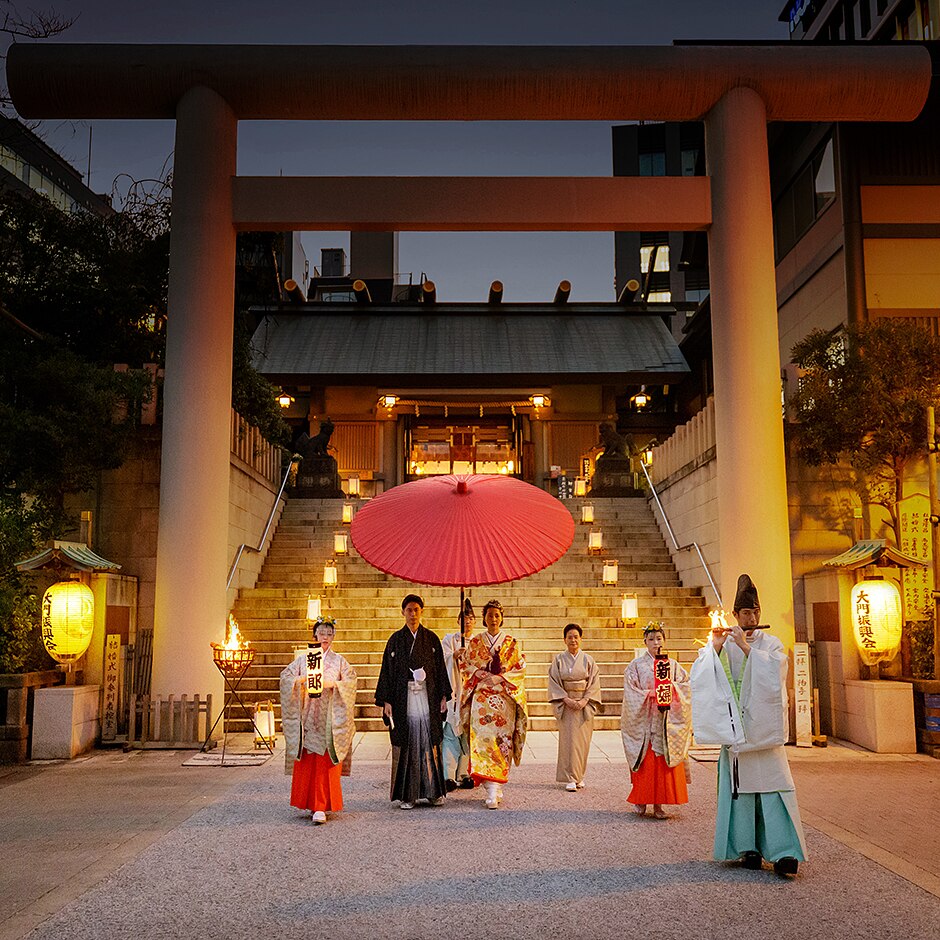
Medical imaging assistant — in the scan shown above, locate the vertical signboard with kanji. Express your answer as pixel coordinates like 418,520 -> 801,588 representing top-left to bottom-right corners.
899,494 -> 933,621
793,641 -> 812,747
102,634 -> 121,740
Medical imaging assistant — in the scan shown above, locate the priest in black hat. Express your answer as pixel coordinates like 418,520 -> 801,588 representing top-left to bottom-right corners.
690,573 -> 807,876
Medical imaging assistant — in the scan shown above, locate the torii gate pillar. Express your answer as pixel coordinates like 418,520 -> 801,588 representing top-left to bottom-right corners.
151,87 -> 236,704
706,87 -> 795,643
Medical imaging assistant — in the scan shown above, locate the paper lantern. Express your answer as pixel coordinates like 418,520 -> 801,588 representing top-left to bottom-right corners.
254,700 -> 276,748
342,503 -> 354,524
621,593 -> 639,626
654,653 -> 673,712
306,595 -> 322,621
602,559 -> 618,586
574,478 -> 587,497
581,504 -> 594,524
588,530 -> 603,555
41,581 -> 94,663
323,560 -> 338,587
333,532 -> 349,555
347,476 -> 361,497
306,643 -> 324,698
851,578 -> 902,666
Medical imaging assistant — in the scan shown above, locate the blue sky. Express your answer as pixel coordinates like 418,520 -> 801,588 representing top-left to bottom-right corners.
13,0 -> 787,300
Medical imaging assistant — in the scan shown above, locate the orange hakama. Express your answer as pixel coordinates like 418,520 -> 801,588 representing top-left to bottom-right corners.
290,749 -> 343,812
627,749 -> 688,806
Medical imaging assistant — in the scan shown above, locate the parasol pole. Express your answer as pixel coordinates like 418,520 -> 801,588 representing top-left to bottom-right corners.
460,586 -> 466,648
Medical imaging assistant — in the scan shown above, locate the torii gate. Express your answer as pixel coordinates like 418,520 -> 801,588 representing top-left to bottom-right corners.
8,43 -> 932,708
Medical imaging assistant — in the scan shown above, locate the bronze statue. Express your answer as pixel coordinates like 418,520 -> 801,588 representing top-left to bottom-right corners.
598,423 -> 631,460
298,417 -> 335,458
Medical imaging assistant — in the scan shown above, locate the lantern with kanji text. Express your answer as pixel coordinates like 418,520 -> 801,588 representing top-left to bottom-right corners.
850,577 -> 902,666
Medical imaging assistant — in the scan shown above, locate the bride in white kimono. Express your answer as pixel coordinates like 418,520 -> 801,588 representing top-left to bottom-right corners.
690,574 -> 807,875
548,623 -> 602,790
280,617 -> 357,825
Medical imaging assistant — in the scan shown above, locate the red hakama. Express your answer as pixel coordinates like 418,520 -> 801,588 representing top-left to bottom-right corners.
627,750 -> 688,806
290,749 -> 343,812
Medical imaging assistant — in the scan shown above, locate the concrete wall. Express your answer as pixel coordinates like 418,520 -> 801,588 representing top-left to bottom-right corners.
227,453 -> 285,609
648,402 -> 721,606
66,418 -> 283,638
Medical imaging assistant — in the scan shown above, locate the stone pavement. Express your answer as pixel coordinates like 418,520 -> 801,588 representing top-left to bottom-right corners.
1,733 -> 938,940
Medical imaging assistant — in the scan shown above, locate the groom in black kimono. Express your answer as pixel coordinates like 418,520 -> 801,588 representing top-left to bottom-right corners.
375,594 -> 452,809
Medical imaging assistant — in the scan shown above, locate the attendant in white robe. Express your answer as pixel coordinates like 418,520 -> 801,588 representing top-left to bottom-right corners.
440,600 -> 476,790
279,617 -> 357,825
690,574 -> 808,875
548,623 -> 602,790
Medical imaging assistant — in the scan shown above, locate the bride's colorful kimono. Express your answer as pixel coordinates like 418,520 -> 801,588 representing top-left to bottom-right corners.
458,632 -> 527,784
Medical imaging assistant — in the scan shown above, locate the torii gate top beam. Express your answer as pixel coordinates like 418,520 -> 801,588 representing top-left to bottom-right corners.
7,43 -> 932,123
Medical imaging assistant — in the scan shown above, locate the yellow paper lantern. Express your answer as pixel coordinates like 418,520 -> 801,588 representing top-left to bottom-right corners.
342,503 -> 354,524
333,532 -> 349,555
602,560 -> 619,586
253,700 -> 276,748
588,530 -> 603,555
306,595 -> 322,621
581,504 -> 594,524
621,593 -> 639,626
323,560 -> 338,587
850,578 -> 902,666
574,478 -> 587,497
41,581 -> 95,663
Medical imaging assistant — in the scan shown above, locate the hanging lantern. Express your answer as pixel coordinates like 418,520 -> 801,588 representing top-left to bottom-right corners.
654,654 -> 673,712
323,559 -> 338,587
347,476 -> 361,497
581,504 -> 594,524
306,642 -> 324,698
602,559 -> 618,585
574,478 -> 587,497
342,503 -> 354,524
850,578 -> 903,666
621,593 -> 639,626
253,700 -> 276,748
334,532 -> 349,555
306,595 -> 322,621
631,386 -> 649,409
588,530 -> 603,555
642,447 -> 654,466
41,580 -> 95,663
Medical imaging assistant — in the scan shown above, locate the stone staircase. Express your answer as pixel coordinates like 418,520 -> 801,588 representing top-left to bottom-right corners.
228,495 -> 712,733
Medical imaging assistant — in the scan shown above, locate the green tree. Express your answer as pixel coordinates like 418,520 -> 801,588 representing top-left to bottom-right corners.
789,319 -> 940,545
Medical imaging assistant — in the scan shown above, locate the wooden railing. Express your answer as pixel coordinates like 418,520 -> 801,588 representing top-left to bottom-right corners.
651,396 -> 715,484
230,409 -> 282,487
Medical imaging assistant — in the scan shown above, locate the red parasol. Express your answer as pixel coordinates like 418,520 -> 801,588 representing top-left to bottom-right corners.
350,474 -> 575,587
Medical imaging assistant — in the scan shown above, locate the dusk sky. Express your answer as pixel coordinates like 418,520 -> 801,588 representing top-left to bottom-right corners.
14,1 -> 787,300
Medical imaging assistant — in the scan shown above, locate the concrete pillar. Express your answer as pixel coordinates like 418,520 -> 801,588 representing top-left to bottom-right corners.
705,86 -> 795,646
151,87 -> 237,706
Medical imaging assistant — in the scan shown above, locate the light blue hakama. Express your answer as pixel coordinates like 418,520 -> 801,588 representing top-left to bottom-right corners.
715,748 -> 808,862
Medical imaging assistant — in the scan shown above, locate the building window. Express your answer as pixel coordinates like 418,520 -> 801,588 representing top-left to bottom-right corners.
639,152 -> 666,177
773,138 -> 836,261
680,148 -> 699,176
647,290 -> 672,303
640,244 -> 670,273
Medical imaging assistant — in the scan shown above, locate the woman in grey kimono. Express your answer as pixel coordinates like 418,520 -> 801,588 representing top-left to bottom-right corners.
280,617 -> 358,824
548,623 -> 602,791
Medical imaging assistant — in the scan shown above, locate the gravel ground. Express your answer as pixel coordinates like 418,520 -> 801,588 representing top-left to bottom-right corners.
22,755 -> 940,940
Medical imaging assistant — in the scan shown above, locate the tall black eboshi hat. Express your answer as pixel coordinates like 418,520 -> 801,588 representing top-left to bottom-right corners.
733,574 -> 760,611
